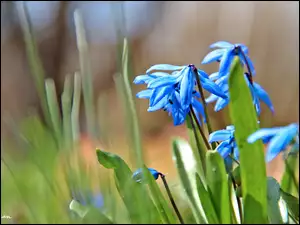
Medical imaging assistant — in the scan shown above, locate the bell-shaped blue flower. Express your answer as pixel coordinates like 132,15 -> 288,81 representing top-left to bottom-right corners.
202,41 -> 255,78
247,123 -> 299,162
208,125 -> 239,160
205,72 -> 274,115
132,168 -> 161,183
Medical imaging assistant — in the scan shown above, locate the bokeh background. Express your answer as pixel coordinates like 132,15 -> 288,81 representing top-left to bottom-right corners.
1,1 -> 299,182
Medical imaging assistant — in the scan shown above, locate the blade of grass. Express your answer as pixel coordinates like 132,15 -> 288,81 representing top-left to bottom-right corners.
16,2 -> 51,128
74,10 -> 97,141
45,79 -> 62,147
61,75 -> 73,150
71,72 -> 82,145
281,154 -> 299,197
228,57 -> 268,223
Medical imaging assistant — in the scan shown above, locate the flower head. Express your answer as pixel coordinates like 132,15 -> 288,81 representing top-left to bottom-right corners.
208,125 -> 239,160
205,72 -> 274,115
134,64 -> 227,126
132,168 -> 161,183
247,123 -> 299,162
202,41 -> 255,78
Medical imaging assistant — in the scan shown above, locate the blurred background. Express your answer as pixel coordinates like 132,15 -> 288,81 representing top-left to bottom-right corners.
1,1 -> 299,182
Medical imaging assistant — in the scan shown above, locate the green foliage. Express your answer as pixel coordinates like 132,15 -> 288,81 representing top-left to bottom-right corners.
228,58 -> 268,223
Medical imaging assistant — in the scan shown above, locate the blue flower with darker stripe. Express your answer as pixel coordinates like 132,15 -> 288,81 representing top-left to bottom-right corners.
248,123 -> 299,162
202,41 -> 255,78
205,72 -> 274,115
71,190 -> 104,209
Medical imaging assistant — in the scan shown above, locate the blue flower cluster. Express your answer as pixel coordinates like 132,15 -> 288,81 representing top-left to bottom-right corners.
210,123 -> 299,163
202,41 -> 274,115
134,64 -> 227,125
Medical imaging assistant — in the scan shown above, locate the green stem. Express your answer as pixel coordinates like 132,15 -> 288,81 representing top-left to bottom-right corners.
189,106 -> 211,150
192,68 -> 216,149
284,159 -> 299,194
160,174 -> 185,224
188,112 -> 206,174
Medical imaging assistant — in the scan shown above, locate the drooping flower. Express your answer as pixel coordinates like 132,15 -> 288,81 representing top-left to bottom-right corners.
134,64 -> 227,126
205,72 -> 274,115
202,41 -> 255,78
132,168 -> 161,183
208,125 -> 239,160
247,123 -> 299,162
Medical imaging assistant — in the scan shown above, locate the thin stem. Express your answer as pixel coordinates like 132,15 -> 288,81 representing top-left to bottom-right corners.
230,173 -> 243,223
188,112 -> 206,174
228,154 -> 240,166
192,68 -> 216,149
189,106 -> 211,150
237,46 -> 253,86
160,174 -> 185,224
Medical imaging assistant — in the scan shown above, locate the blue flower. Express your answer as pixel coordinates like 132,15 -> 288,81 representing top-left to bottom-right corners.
202,41 -> 255,78
132,168 -> 161,183
205,72 -> 274,115
208,125 -> 239,160
71,190 -> 104,209
247,123 -> 299,162
134,64 -> 227,126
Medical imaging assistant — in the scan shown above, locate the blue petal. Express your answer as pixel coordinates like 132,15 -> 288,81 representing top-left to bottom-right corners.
133,75 -> 154,84
148,168 -> 160,180
253,83 -> 274,113
209,130 -> 232,142
233,146 -> 239,160
148,95 -> 169,112
236,43 -> 249,54
266,128 -> 295,162
216,141 -> 231,158
193,91 -> 201,98
219,49 -> 235,77
92,193 -> 104,209
150,72 -> 170,77
201,78 -> 228,99
148,76 -> 177,89
197,69 -> 209,79
209,72 -> 221,81
150,86 -> 173,107
226,125 -> 235,131
192,98 -> 205,120
245,54 -> 256,76
136,89 -> 153,99
214,97 -> 229,112
202,49 -> 226,64
210,41 -> 233,49
206,94 -> 218,103
247,127 -> 283,143
146,64 -> 185,74
180,67 -> 194,110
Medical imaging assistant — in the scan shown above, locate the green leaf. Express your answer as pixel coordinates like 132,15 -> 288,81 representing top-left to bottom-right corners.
228,57 -> 268,223
195,173 -> 219,223
280,189 -> 299,223
96,149 -> 161,224
143,166 -> 177,224
206,150 -> 231,224
172,138 -> 206,223
267,177 -> 283,224
281,154 -> 299,196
